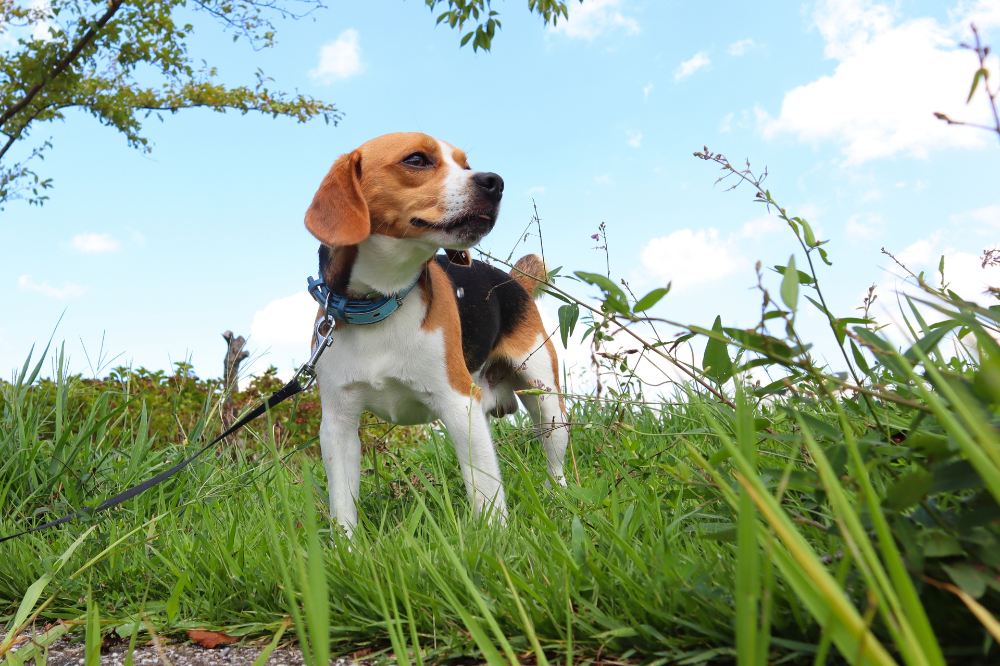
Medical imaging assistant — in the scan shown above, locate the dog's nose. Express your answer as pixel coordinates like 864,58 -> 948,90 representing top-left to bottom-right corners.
473,172 -> 504,203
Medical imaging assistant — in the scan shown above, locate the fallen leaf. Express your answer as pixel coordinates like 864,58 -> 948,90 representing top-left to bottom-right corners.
186,630 -> 239,649
102,629 -> 127,649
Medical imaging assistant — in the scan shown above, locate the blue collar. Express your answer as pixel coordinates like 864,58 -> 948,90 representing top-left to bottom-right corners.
307,272 -> 421,325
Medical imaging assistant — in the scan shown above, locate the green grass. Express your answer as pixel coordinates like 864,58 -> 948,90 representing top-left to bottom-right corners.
2,331 -> 999,665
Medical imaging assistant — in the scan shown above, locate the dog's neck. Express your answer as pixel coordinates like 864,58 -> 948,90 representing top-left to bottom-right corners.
321,235 -> 439,297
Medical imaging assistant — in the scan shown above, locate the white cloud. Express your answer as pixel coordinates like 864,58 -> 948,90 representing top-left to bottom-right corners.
639,228 -> 746,293
720,109 -> 754,133
728,38 -> 755,56
550,0 -> 639,40
594,173 -> 612,184
879,233 -> 1000,313
643,82 -> 654,100
675,52 -> 711,81
251,292 -> 318,346
739,214 -> 784,239
719,112 -> 734,133
969,204 -> 1000,228
309,29 -> 363,83
896,232 -> 943,267
758,0 -> 1000,164
18,274 -> 86,299
845,213 -> 885,241
948,203 -> 1000,236
626,130 -> 642,147
526,186 -> 546,196
72,232 -> 120,253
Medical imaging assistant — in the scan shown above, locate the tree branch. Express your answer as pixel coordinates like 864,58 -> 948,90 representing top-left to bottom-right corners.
0,0 -> 125,128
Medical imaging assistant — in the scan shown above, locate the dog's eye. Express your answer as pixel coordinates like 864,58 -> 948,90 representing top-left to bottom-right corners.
402,153 -> 430,167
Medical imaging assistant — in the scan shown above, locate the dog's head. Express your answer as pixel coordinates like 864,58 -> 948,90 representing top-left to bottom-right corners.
305,132 -> 503,253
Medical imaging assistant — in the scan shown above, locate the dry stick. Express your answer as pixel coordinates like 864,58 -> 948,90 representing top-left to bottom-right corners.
483,249 -> 738,410
0,0 -> 125,128
934,24 -> 1000,139
533,200 -> 547,268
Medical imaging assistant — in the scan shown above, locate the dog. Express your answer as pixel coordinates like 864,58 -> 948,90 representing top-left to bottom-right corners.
304,132 -> 569,536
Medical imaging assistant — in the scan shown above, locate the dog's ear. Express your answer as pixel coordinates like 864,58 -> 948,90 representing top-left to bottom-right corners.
444,249 -> 472,267
305,150 -> 370,248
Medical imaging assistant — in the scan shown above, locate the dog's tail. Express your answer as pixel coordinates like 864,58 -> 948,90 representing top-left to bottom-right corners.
511,254 -> 548,299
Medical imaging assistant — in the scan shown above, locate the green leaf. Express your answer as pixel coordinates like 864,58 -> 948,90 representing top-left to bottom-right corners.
574,271 -> 626,302
595,627 -> 640,639
817,247 -> 833,266
922,531 -> 963,557
798,218 -> 817,247
850,340 -> 872,377
780,255 -> 799,312
942,562 -> 987,599
558,303 -> 579,349
571,516 -> 587,568
633,284 -> 671,312
972,354 -> 1000,405
932,460 -> 983,494
574,271 -> 630,314
804,295 -> 830,317
968,68 -> 988,103
908,430 -> 952,457
772,264 -> 815,285
85,587 -> 101,666
855,327 -> 910,377
166,572 -> 187,622
460,31 -> 474,46
902,320 -> 960,362
702,316 -> 734,384
884,470 -> 932,511
697,524 -> 737,542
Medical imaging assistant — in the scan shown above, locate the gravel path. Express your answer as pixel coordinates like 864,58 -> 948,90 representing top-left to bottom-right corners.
9,637 -> 375,666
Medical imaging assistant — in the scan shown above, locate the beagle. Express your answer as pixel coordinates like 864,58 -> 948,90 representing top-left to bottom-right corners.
304,132 -> 569,536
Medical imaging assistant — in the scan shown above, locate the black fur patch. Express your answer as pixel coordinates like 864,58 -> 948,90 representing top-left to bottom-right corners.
433,254 -> 531,373
318,245 -> 359,295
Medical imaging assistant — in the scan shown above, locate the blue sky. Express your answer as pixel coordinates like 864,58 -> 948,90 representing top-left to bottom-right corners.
3,0 -> 1000,384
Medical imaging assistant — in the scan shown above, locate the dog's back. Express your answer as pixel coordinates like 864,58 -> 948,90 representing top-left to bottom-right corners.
433,255 -> 536,375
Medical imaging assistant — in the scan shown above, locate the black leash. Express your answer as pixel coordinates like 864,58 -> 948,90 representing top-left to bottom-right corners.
0,318 -> 335,544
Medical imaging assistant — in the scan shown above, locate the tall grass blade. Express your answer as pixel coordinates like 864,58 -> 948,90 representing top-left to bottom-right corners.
734,386 -> 760,666
85,585 -> 100,666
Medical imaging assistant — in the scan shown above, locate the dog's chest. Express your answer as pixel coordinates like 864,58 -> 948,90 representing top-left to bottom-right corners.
314,286 -> 451,423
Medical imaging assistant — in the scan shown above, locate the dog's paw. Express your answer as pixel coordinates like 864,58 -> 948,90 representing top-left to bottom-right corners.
543,475 -> 569,488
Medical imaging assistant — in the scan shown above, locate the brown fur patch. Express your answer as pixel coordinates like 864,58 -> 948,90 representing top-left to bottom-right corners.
420,260 -> 480,400
451,148 -> 470,169
305,150 -> 370,248
511,254 -> 548,298
491,295 -> 547,362
444,249 -> 472,266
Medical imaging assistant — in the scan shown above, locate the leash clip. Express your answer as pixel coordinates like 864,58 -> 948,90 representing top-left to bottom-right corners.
294,315 -> 334,390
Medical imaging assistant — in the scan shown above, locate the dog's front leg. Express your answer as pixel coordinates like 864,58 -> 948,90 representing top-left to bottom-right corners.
436,394 -> 507,524
319,387 -> 366,536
